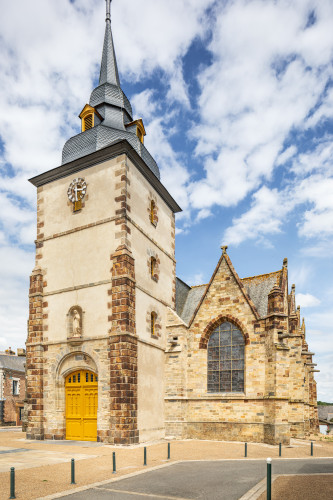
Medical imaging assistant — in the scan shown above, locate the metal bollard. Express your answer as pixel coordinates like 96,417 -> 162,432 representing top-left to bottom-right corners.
71,458 -> 76,485
279,443 -> 282,457
144,446 -> 147,466
266,458 -> 272,500
167,442 -> 170,460
9,467 -> 16,499
112,451 -> 116,474
311,441 -> 313,456
245,442 -> 247,457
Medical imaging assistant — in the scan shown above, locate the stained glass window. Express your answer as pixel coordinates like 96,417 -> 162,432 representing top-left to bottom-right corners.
207,322 -> 245,393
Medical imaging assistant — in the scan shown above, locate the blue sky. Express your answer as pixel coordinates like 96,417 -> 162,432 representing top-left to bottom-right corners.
0,0 -> 332,401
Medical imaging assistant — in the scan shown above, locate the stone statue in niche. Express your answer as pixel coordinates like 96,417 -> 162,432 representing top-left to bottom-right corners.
72,309 -> 82,337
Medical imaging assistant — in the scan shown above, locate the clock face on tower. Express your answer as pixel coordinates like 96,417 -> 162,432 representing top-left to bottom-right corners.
67,178 -> 87,212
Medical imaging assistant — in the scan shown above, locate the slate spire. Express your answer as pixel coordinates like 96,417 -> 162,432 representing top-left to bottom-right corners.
99,0 -> 120,86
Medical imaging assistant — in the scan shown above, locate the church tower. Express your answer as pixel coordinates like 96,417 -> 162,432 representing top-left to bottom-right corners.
26,0 -> 181,444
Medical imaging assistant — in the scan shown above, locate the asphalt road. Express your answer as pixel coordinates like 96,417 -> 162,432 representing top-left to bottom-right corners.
58,458 -> 333,500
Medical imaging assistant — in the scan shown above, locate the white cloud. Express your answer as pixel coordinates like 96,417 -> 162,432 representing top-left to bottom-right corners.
186,0 -> 333,225
301,240 -> 333,259
289,264 -> 313,290
144,117 -> 191,218
131,90 -> 160,122
196,208 -> 212,222
223,186 -> 290,246
114,0 -> 212,81
276,146 -> 297,166
296,293 -> 321,308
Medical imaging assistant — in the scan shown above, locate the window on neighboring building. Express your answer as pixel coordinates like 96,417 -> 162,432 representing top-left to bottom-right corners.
12,380 -> 19,396
207,321 -> 245,393
151,312 -> 157,337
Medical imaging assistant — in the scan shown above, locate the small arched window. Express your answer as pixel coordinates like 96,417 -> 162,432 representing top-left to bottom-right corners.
207,321 -> 245,393
150,200 -> 155,224
151,312 -> 157,337
151,257 -> 156,279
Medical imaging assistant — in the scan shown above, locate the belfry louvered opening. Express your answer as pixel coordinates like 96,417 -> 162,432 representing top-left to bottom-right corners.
84,114 -> 93,131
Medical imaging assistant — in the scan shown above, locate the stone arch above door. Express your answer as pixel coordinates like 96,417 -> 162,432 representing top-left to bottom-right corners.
54,351 -> 98,412
57,351 -> 97,379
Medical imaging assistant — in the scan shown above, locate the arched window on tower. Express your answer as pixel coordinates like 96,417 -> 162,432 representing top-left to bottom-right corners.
151,312 -> 157,337
151,257 -> 156,279
207,321 -> 245,393
150,200 -> 155,224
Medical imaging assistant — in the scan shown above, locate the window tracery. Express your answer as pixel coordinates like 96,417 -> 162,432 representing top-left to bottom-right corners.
207,321 -> 245,393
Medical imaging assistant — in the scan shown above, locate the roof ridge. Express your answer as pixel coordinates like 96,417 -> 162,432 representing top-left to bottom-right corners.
191,284 -> 208,289
241,270 -> 281,281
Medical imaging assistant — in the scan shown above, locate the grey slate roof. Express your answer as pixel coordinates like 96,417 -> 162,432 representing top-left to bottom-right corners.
175,270 -> 281,325
175,278 -> 206,325
61,1 -> 160,181
0,355 -> 25,373
318,405 -> 333,420
62,126 -> 160,180
175,278 -> 191,318
242,271 -> 281,318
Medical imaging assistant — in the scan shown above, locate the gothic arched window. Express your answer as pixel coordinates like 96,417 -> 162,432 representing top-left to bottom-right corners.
207,321 -> 245,393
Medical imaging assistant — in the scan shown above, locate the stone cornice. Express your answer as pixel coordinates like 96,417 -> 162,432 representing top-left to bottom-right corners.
29,139 -> 182,213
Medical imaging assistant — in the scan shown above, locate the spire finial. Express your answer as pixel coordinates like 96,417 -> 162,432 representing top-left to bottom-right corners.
106,0 -> 111,22
99,0 -> 120,86
221,245 -> 228,255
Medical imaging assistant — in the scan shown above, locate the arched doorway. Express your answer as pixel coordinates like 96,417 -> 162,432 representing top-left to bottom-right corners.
65,370 -> 98,441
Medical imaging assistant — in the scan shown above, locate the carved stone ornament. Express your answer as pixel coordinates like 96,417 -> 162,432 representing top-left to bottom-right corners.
67,178 -> 87,212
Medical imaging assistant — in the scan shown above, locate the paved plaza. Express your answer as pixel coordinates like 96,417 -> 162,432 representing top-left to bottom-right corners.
0,429 -> 332,500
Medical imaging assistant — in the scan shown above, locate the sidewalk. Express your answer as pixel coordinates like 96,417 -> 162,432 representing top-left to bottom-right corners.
0,430 -> 332,499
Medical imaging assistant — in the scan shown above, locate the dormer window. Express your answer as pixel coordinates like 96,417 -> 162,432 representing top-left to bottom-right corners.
79,104 -> 102,133
125,118 -> 146,144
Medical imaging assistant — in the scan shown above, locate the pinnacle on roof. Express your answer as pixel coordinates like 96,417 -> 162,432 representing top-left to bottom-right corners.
99,0 -> 120,86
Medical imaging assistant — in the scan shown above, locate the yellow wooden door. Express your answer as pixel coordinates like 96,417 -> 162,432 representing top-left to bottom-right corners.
65,370 -> 98,441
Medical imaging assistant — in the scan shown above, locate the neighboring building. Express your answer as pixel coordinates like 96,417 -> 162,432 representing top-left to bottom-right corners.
25,1 -> 319,444
318,405 -> 333,422
0,349 -> 26,426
